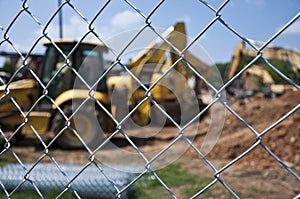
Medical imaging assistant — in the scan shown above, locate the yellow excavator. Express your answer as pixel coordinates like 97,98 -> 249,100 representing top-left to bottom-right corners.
227,40 -> 300,96
107,22 -> 210,126
0,40 -> 113,149
0,22 -> 208,149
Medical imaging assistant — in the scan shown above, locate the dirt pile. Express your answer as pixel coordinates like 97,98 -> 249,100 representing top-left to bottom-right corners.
195,91 -> 299,169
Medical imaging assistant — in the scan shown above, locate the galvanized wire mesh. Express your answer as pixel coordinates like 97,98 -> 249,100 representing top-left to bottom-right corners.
0,0 -> 299,198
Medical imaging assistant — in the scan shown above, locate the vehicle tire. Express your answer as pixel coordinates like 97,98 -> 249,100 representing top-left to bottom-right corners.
51,103 -> 108,150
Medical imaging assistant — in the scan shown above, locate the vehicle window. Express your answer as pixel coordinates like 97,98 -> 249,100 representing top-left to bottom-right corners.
78,47 -> 104,87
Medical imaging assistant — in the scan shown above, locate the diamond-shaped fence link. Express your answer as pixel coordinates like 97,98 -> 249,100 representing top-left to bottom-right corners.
0,0 -> 299,198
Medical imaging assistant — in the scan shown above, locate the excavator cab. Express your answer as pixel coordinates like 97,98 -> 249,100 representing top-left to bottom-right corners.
39,40 -> 108,110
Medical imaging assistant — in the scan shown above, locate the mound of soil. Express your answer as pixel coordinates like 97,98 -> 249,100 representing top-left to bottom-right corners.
194,91 -> 299,169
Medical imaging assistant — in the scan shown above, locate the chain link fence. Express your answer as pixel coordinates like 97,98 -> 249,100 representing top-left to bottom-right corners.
0,0 -> 299,198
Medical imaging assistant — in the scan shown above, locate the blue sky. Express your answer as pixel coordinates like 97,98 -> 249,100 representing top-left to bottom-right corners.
0,0 -> 299,64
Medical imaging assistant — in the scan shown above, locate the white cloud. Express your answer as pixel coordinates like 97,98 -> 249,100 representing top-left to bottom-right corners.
111,10 -> 143,29
34,12 -> 143,42
30,12 -> 144,53
46,15 -> 89,40
283,20 -> 300,35
245,0 -> 265,7
176,15 -> 191,25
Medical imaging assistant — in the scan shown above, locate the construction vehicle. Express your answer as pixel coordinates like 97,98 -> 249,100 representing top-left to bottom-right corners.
226,40 -> 300,96
107,22 -> 211,126
0,40 -> 112,149
0,22 -> 208,149
0,51 -> 44,83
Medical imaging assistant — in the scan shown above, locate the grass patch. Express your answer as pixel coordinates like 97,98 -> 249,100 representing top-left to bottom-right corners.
0,157 -> 17,167
0,190 -> 78,199
249,186 -> 269,195
152,164 -> 198,187
183,176 -> 212,196
129,163 -> 213,198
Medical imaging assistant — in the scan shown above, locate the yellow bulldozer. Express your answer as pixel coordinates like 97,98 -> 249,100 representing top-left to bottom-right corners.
226,40 -> 300,96
0,22 -> 208,149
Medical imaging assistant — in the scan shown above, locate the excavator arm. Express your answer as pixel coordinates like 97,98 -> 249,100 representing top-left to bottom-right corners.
107,22 -> 212,126
227,41 -> 245,80
128,22 -> 212,86
128,22 -> 187,69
